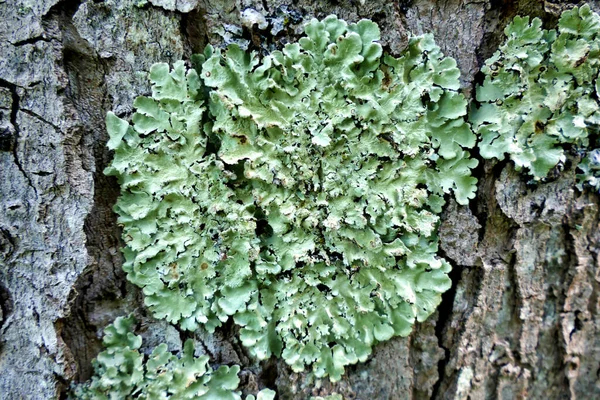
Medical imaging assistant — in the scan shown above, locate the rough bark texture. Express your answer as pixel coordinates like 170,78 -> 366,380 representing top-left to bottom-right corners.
1,0 -> 600,399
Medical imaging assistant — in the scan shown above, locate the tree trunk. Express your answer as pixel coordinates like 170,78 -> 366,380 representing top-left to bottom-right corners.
1,0 -> 599,399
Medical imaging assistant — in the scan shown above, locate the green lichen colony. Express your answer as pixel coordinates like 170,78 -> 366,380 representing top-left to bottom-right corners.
471,5 -> 600,186
71,316 -> 275,399
103,16 -> 476,380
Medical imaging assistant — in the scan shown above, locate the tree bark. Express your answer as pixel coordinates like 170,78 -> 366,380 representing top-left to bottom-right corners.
1,0 -> 599,399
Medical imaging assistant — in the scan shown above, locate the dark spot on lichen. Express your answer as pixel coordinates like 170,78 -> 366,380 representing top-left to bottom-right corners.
233,135 -> 248,144
534,120 -> 545,133
382,66 -> 392,90
574,52 -> 589,68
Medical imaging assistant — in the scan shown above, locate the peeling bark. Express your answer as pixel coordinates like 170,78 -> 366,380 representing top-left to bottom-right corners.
1,0 -> 600,399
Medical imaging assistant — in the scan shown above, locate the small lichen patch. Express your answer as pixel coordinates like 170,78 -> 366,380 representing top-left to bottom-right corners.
70,316 -> 276,399
471,5 -> 600,188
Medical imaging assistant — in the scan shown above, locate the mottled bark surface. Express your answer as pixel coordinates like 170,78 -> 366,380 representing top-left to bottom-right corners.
1,0 -> 600,399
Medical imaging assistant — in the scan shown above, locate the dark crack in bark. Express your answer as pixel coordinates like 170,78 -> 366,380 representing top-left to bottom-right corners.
0,79 -> 36,193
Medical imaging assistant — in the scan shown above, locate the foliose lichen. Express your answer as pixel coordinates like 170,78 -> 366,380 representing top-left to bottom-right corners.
471,4 -> 600,185
105,16 -> 477,380
577,148 -> 600,191
71,316 -> 276,399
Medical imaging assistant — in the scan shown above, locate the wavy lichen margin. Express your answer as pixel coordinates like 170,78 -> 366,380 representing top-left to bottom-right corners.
104,16 -> 477,380
471,4 -> 600,188
70,316 -> 276,399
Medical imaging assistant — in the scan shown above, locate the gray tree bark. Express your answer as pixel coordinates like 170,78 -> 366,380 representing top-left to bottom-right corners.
1,0 -> 600,399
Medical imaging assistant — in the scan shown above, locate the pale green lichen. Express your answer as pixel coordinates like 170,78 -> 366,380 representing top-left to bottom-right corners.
70,316 -> 276,400
471,5 -> 600,184
577,148 -> 600,191
105,16 -> 476,380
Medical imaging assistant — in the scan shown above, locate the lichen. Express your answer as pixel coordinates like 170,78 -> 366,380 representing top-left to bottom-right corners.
577,148 -> 600,191
70,316 -> 276,399
105,16 -> 476,380
471,4 -> 600,186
